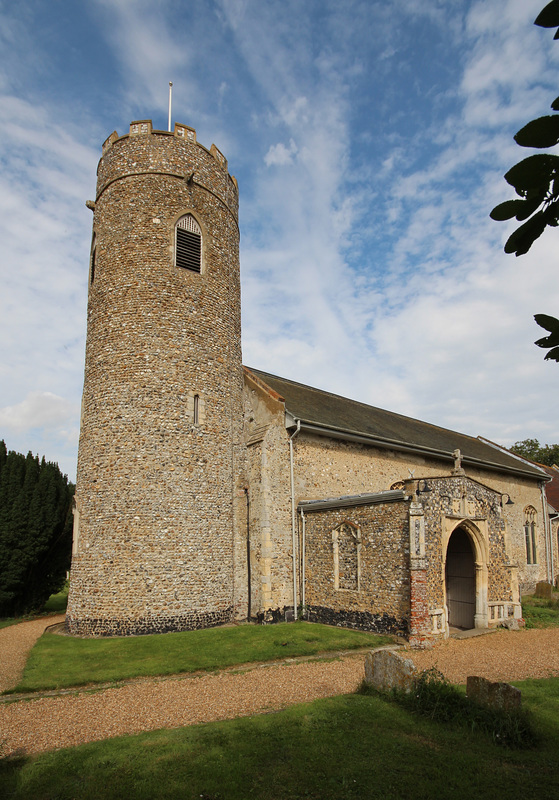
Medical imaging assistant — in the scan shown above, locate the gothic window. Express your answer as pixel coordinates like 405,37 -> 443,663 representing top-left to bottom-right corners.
175,214 -> 202,272
332,522 -> 361,591
524,506 -> 537,564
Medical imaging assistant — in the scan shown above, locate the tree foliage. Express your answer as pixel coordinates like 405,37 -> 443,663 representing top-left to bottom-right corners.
533,313 -> 559,361
490,1 -> 559,256
0,440 -> 74,617
490,0 -> 559,361
510,437 -> 559,467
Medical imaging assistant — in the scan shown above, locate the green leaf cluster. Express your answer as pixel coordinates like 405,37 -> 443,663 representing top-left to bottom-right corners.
534,313 -> 559,361
0,440 -> 74,617
510,436 -> 559,466
490,1 -> 559,256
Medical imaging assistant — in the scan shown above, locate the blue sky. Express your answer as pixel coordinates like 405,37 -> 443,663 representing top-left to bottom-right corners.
1,0 -> 559,480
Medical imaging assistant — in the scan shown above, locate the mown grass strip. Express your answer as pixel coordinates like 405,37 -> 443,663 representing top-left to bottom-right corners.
9,622 -> 394,693
2,677 -> 559,800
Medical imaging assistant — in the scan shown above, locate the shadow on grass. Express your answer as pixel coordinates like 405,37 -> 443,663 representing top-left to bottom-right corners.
360,667 -> 537,749
2,679 -> 559,800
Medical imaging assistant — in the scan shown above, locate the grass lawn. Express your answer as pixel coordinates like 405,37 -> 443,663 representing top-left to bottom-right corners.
8,621 -> 394,693
2,596 -> 558,797
2,676 -> 559,799
0,586 -> 68,631
522,591 -> 559,628
41,584 -> 69,614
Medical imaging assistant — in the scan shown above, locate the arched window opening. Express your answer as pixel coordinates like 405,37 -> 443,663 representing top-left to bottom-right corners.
175,214 -> 202,273
332,522 -> 361,591
193,394 -> 200,425
524,506 -> 537,564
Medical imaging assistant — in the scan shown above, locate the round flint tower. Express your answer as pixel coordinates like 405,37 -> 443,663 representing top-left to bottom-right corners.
67,120 -> 245,635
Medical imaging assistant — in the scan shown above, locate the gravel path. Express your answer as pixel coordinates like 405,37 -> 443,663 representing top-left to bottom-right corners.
1,625 -> 559,758
403,627 -> 559,684
1,656 -> 366,757
0,615 -> 65,693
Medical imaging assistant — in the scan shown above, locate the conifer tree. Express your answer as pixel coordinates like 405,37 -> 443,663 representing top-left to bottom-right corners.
0,441 -> 74,616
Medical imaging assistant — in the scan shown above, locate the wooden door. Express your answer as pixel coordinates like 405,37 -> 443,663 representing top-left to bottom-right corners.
445,528 -> 475,629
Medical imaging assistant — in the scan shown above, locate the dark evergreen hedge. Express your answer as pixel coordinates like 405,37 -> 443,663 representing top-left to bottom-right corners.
0,440 -> 74,616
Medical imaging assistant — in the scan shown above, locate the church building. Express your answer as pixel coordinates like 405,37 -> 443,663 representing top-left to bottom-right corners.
66,121 -> 554,644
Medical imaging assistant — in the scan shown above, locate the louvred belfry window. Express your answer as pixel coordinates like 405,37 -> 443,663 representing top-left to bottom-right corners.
175,214 -> 202,273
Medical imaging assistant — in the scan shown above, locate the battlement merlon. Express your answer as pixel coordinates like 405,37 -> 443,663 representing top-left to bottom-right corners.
99,120 -> 238,193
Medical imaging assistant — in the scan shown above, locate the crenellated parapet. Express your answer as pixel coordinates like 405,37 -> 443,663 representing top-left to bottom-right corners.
97,120 -> 238,218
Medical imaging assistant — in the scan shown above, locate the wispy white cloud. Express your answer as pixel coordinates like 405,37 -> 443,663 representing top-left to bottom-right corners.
240,0 -> 559,451
0,392 -> 80,478
350,1 -> 559,447
264,139 -> 298,167
0,6 -> 99,478
93,0 -> 189,115
214,0 -> 364,391
0,392 -> 76,433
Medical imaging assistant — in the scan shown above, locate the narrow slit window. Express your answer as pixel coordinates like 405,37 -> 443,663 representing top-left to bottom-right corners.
175,215 -> 202,272
193,394 -> 200,425
90,235 -> 96,285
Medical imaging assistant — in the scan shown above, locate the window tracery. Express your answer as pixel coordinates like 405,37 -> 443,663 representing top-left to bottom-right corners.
524,506 -> 537,564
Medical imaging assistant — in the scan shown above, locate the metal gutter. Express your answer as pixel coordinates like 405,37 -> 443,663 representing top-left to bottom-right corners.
289,420 -> 301,620
285,416 -> 545,482
301,508 -> 306,612
477,436 -> 550,479
542,482 -> 554,584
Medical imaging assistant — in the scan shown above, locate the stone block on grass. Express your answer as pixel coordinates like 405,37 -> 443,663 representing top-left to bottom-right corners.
501,617 -> 522,631
466,676 -> 521,710
364,649 -> 417,692
535,581 -> 553,599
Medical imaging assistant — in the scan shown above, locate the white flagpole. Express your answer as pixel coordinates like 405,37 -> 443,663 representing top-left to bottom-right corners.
168,82 -> 173,132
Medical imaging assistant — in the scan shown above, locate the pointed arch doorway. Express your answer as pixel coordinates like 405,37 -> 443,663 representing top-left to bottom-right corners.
445,527 -> 476,629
